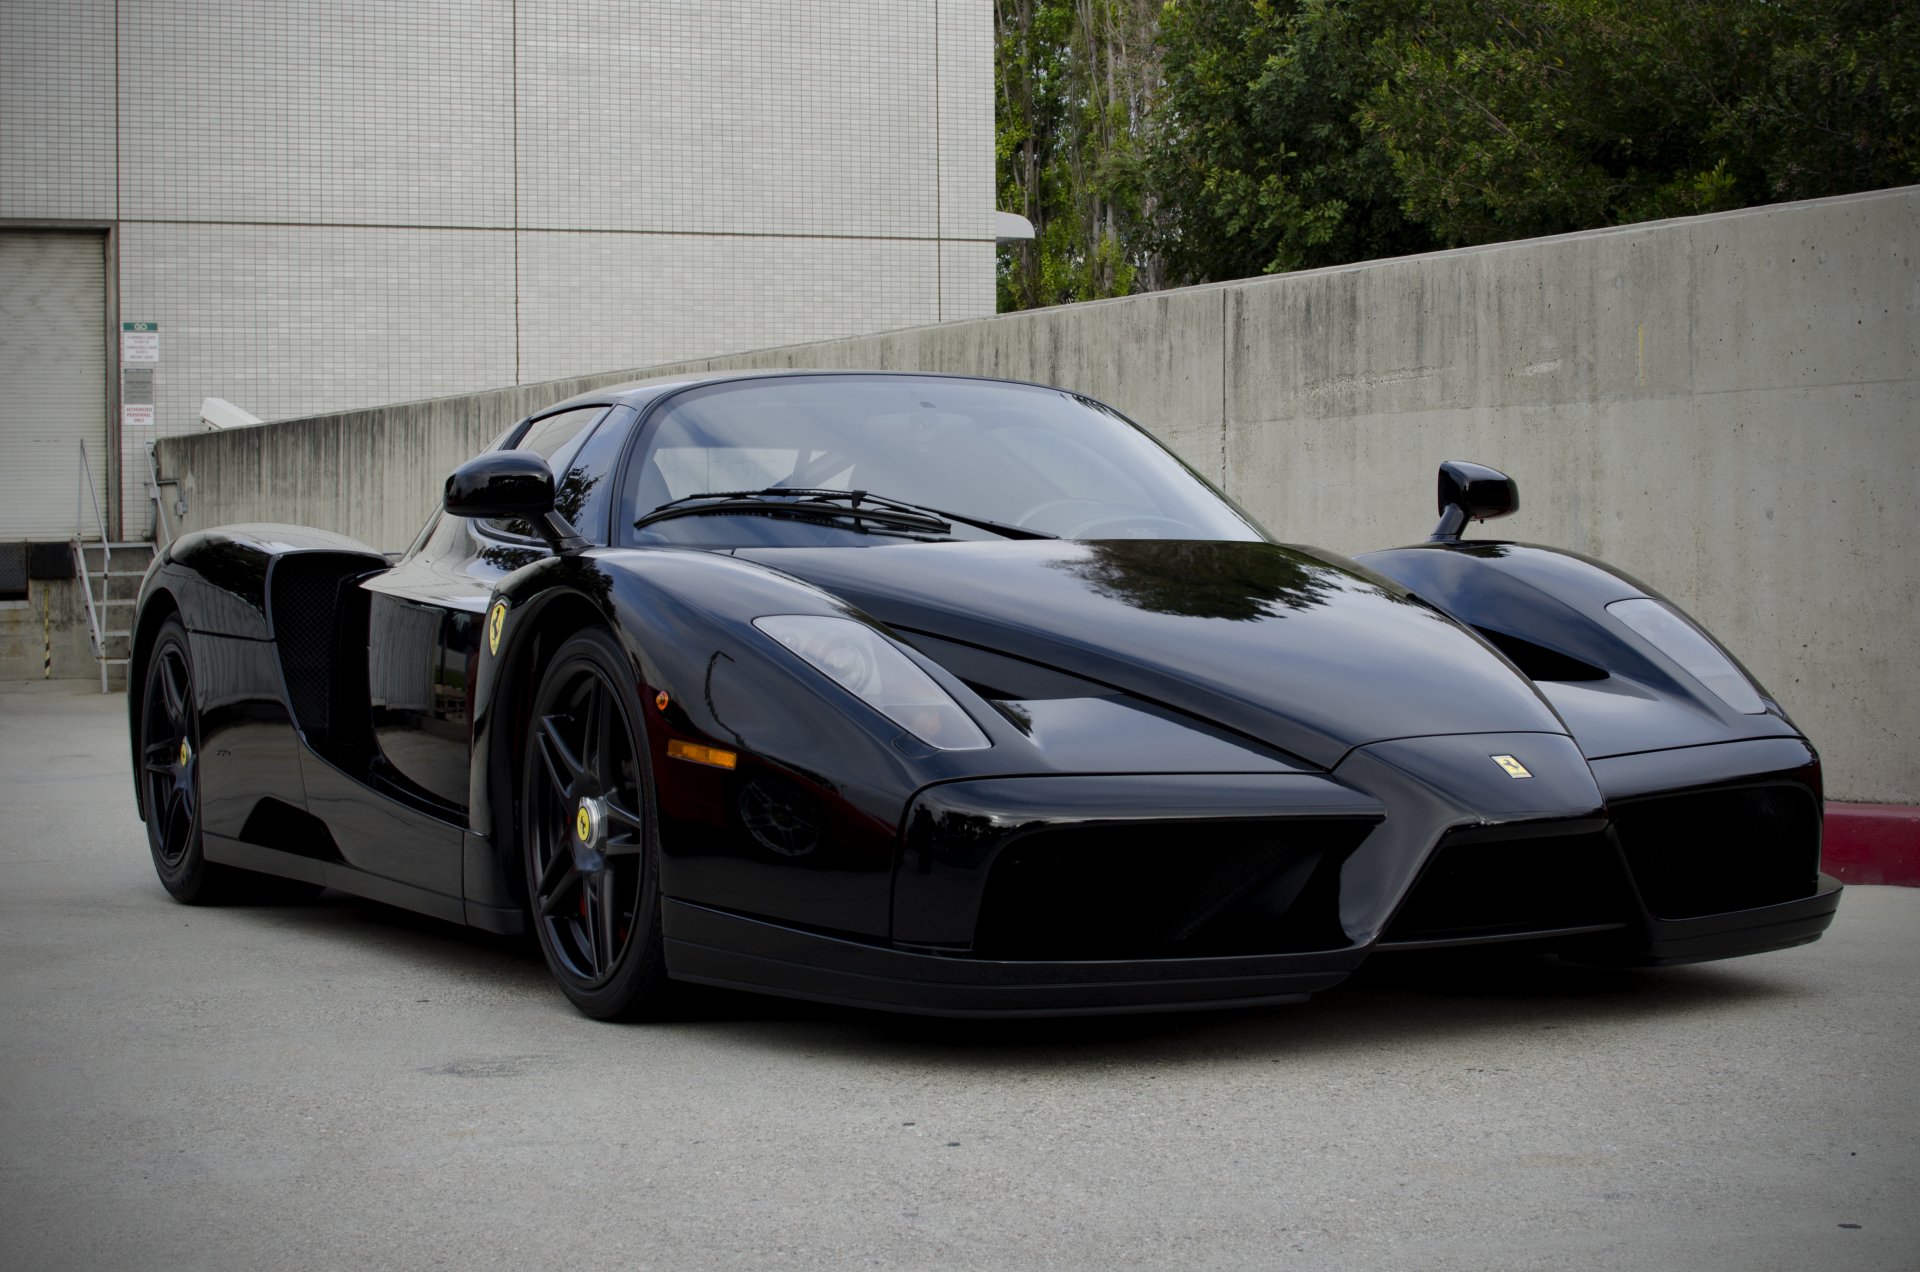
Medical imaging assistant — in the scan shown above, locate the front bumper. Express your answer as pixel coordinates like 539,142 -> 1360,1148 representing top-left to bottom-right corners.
662,875 -> 1844,1016
1572,873 -> 1845,967
662,899 -> 1359,1016
659,738 -> 1843,1016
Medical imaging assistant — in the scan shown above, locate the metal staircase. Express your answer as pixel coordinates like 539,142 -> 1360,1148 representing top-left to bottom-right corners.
73,439 -> 157,693
73,538 -> 153,692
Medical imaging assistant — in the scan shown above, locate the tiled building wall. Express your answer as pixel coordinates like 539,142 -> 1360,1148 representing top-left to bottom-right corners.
116,224 -> 520,426
0,0 -> 118,221
0,0 -> 995,533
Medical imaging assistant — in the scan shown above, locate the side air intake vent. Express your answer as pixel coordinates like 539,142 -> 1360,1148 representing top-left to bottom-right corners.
268,552 -> 378,752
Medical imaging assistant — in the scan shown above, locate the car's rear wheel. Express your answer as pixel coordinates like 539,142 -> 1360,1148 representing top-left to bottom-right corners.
140,617 -> 325,905
138,618 -> 228,901
522,628 -> 670,1020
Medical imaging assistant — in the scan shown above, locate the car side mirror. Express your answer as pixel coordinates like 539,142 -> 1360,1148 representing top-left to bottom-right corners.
1429,460 -> 1518,543
444,452 -> 586,553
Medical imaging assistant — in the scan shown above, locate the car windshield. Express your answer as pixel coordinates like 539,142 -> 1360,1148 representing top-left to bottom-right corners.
622,375 -> 1265,545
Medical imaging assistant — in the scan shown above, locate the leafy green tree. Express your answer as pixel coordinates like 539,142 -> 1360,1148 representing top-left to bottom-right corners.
1151,0 -> 1436,284
997,0 -> 1160,311
1361,0 -> 1920,246
994,0 -> 1917,306
1723,0 -> 1920,202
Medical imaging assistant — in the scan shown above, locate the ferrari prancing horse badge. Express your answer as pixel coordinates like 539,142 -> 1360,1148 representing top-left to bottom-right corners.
487,600 -> 507,656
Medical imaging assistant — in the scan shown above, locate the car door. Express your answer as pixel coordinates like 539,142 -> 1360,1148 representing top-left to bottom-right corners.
345,404 -> 620,889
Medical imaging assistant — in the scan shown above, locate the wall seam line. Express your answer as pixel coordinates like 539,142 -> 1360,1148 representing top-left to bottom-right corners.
511,0 -> 522,386
111,0 -> 122,538
934,0 -> 943,324
105,218 -> 995,244
1219,289 -> 1229,487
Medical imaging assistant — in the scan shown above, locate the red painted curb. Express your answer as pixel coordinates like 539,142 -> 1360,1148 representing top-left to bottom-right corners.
1822,802 -> 1920,886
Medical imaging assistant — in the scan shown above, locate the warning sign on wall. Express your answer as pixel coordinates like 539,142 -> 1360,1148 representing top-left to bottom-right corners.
121,321 -> 159,363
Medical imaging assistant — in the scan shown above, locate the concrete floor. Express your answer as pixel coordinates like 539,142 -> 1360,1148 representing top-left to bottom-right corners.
2,679 -> 1915,1271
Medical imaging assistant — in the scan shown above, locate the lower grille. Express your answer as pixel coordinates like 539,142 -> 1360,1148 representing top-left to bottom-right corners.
971,818 -> 1374,960
1612,783 -> 1820,919
1381,828 -> 1633,946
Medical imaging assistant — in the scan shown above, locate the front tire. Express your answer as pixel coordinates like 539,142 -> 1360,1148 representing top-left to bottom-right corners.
522,628 -> 671,1020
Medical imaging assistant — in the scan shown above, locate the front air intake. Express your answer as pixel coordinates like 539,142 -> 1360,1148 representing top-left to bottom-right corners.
1380,827 -> 1634,946
1611,783 -> 1820,919
971,817 -> 1374,960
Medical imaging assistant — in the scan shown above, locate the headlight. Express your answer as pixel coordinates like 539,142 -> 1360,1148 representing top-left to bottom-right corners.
1606,598 -> 1766,714
753,615 -> 990,750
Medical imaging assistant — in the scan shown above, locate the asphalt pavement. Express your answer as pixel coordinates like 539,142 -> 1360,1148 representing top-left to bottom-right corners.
2,679 -> 1915,1271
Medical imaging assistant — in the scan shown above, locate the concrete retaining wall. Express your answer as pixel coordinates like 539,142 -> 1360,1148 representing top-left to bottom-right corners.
0,578 -> 99,684
152,187 -> 1919,802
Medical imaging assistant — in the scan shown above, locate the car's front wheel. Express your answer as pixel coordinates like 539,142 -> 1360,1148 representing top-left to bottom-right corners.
522,628 -> 671,1020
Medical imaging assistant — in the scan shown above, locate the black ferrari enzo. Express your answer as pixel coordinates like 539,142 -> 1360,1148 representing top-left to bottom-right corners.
128,371 -> 1842,1018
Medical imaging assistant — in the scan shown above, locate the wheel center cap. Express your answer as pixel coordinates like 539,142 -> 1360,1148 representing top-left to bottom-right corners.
570,795 -> 607,874
178,739 -> 192,767
575,795 -> 605,848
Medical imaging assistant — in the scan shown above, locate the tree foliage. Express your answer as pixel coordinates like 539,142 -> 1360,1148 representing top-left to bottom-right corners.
994,0 -> 1918,308
1152,0 -> 1437,284
1361,0 -> 1920,246
997,0 -> 1162,310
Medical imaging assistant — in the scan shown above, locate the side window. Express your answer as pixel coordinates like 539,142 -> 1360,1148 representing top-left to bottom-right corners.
516,407 -> 607,464
484,407 -> 608,541
556,408 -> 632,546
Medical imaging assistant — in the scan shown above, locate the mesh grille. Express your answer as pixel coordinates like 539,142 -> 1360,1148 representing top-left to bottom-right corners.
269,553 -> 373,740
1612,783 -> 1820,919
972,818 -> 1372,959
0,544 -> 26,597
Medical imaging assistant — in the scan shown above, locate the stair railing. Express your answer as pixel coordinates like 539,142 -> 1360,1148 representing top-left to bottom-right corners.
74,439 -> 114,692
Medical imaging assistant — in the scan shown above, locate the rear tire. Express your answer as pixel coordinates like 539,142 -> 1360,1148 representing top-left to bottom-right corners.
139,617 -> 238,903
521,628 -> 672,1020
138,616 -> 322,905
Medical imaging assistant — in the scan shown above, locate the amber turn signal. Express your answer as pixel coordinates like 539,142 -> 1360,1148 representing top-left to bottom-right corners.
666,739 -> 737,770
655,690 -> 670,712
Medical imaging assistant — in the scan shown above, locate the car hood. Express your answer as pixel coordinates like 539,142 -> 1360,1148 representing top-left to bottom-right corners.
735,539 -> 1567,768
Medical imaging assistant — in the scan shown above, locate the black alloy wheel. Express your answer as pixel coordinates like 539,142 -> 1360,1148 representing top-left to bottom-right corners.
523,628 -> 670,1020
139,617 -> 230,902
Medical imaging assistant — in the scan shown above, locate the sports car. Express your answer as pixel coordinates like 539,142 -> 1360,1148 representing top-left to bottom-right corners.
128,371 -> 1842,1019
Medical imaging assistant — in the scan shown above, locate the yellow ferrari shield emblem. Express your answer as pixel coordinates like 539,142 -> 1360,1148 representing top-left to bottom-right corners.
1491,754 -> 1532,779
576,806 -> 592,842
487,600 -> 507,656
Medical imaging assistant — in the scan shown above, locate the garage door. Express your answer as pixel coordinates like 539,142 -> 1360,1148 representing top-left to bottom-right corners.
0,231 -> 107,539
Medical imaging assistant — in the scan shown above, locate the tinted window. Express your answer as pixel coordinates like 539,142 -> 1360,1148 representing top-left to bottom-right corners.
555,406 -> 632,545
486,406 -> 609,541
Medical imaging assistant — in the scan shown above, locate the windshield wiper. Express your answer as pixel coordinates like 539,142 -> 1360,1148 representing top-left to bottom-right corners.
784,489 -> 1057,540
634,488 -> 1056,540
633,488 -> 951,536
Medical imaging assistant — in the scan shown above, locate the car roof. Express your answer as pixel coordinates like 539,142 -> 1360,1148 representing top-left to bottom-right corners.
533,368 -> 1068,417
